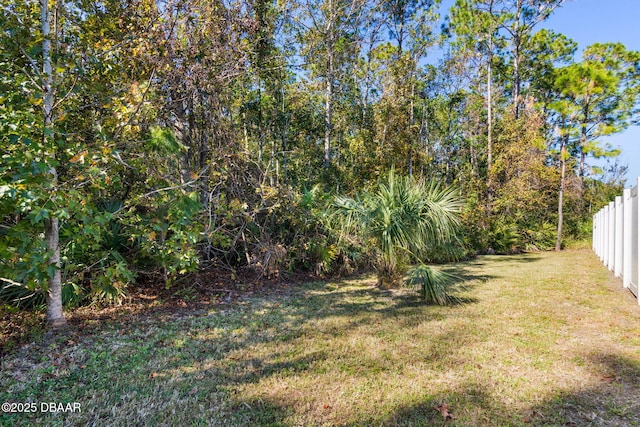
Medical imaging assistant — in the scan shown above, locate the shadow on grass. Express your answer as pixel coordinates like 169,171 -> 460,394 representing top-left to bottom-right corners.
350,353 -> 640,426
440,263 -> 497,284
87,278 -> 485,423
226,396 -> 294,426
227,378 -> 533,427
107,346 -> 639,426
480,253 -> 544,263
523,352 -> 640,426
221,350 -> 331,385
1,252 -> 562,426
351,382 -> 510,426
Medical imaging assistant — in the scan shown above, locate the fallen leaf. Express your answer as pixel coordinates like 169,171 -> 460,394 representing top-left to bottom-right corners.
523,410 -> 540,423
433,403 -> 455,420
189,386 -> 198,395
69,150 -> 88,164
150,372 -> 159,378
602,375 -> 615,383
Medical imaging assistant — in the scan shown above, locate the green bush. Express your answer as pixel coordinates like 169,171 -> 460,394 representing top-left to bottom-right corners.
0,278 -> 83,310
488,222 -> 519,254
523,222 -> 557,251
332,170 -> 463,287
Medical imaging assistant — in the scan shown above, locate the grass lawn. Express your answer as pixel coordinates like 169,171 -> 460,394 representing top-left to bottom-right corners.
1,246 -> 640,426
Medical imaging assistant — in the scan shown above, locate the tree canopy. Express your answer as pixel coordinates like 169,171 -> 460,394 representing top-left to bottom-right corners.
1,0 -> 638,322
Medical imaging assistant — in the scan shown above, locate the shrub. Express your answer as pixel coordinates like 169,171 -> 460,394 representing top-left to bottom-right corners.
332,169 -> 463,288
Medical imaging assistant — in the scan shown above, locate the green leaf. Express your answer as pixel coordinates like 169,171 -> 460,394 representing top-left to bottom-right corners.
33,208 -> 50,224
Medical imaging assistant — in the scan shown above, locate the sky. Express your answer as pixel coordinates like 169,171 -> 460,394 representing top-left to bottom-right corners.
439,0 -> 640,187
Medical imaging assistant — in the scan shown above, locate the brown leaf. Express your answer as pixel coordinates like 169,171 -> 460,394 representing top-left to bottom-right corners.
189,386 -> 198,395
69,150 -> 88,164
150,372 -> 159,378
602,375 -> 615,383
433,403 -> 455,420
523,410 -> 540,423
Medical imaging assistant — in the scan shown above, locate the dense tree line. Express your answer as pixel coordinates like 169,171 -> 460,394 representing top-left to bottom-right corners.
1,0 -> 638,324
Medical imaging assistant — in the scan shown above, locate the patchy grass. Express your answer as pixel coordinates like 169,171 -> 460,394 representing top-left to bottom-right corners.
0,307 -> 46,359
1,247 -> 640,426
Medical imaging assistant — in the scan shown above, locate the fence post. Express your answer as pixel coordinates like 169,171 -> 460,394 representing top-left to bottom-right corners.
608,201 -> 615,271
603,205 -> 609,266
593,210 -> 597,251
592,211 -> 595,251
600,209 -> 604,259
637,177 -> 640,305
599,209 -> 605,261
623,188 -> 631,289
615,196 -> 623,278
594,211 -> 599,256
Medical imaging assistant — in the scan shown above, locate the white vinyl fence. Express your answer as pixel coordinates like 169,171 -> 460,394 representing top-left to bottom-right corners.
593,177 -> 640,304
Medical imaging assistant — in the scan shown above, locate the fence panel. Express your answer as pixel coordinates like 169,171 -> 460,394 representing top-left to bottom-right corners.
593,177 -> 640,304
630,185 -> 638,297
615,196 -> 623,278
603,205 -> 610,266
599,210 -> 604,259
608,201 -> 615,271
624,188 -> 632,290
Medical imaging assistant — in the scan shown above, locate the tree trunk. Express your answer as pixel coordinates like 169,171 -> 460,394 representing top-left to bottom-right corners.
513,36 -> 521,118
45,217 -> 65,327
486,35 -> 494,217
242,109 -> 250,153
578,101 -> 590,191
487,42 -> 493,173
324,54 -> 333,169
579,132 -> 586,188
323,0 -> 334,169
555,142 -> 567,251
408,81 -> 415,178
512,0 -> 522,119
41,0 -> 66,327
280,85 -> 288,182
485,0 -> 494,217
258,83 -> 264,163
180,96 -> 195,185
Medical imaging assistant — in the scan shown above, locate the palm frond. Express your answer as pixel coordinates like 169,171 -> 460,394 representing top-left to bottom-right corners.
405,264 -> 463,306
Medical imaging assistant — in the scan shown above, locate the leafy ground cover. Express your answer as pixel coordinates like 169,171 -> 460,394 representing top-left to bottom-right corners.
1,246 -> 639,426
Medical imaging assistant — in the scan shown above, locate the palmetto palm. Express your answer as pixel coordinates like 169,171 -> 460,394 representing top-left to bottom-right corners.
333,170 -> 463,290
